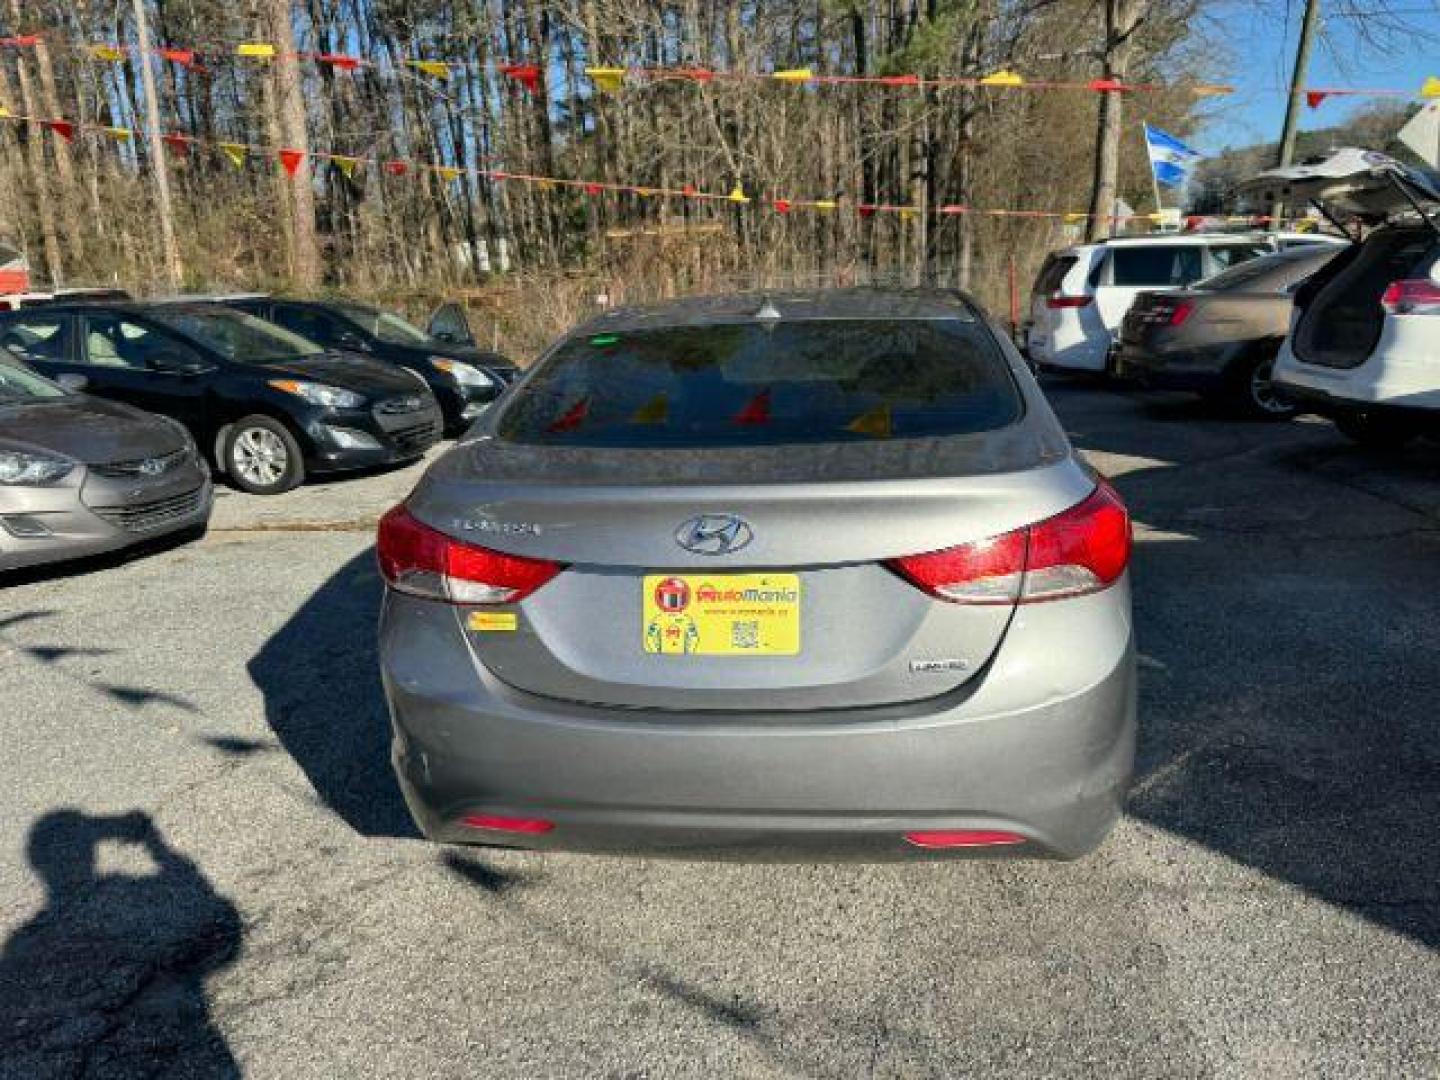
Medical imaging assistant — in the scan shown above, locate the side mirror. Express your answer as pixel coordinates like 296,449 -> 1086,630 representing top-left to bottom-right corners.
56,372 -> 89,392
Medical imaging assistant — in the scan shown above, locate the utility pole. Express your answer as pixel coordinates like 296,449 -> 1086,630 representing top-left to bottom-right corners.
131,0 -> 182,290
1272,0 -> 1321,225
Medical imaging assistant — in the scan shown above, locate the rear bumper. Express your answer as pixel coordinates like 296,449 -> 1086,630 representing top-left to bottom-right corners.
1115,342 -> 1237,392
380,583 -> 1137,860
1275,382 -> 1440,428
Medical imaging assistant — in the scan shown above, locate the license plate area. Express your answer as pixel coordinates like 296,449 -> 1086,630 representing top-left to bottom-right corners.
642,573 -> 801,656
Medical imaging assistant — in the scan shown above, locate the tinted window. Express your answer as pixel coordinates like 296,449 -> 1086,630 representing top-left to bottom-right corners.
271,304 -> 351,346
332,302 -> 433,346
498,319 -> 1021,448
0,315 -> 69,364
1197,248 -> 1339,293
1110,246 -> 1204,287
0,357 -> 66,401
1033,255 -> 1077,295
151,305 -> 323,364
1208,243 -> 1270,270
82,314 -> 198,370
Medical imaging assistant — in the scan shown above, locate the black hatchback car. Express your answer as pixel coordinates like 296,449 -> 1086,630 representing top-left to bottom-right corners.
0,302 -> 442,495
219,297 -> 515,434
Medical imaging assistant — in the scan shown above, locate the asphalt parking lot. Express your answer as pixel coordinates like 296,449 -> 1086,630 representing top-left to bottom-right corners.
3,380 -> 1439,1079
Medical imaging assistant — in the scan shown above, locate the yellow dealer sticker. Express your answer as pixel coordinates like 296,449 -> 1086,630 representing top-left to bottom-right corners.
468,611 -> 517,632
642,574 -> 801,656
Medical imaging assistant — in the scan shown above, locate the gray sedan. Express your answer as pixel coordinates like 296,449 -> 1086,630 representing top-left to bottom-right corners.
0,353 -> 212,573
377,288 -> 1135,859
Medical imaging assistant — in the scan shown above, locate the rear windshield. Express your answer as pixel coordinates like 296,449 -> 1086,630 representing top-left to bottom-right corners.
497,319 -> 1021,448
1033,254 -> 1077,295
1196,247 -> 1339,293
1110,246 -> 1206,286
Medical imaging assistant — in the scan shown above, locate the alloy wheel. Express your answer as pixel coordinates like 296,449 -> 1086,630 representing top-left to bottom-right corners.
232,426 -> 289,488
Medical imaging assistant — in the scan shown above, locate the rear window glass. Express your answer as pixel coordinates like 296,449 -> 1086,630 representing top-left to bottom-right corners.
497,319 -> 1021,448
1110,246 -> 1204,286
1033,255 -> 1077,295
1197,247 -> 1338,293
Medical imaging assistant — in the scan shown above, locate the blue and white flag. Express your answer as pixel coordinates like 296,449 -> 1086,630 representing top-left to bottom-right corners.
1144,124 -> 1202,188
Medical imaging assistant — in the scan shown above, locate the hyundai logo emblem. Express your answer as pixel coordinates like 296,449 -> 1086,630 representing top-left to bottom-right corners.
675,514 -> 754,556
137,457 -> 167,477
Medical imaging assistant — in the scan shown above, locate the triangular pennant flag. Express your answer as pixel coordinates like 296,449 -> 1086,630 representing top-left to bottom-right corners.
676,68 -> 715,83
1063,212 -> 1086,224
1088,78 -> 1128,92
681,183 -> 698,197
979,70 -> 1024,86
633,187 -> 654,198
331,155 -> 360,178
0,105 -> 13,118
383,160 -> 409,177
879,74 -> 921,86
501,63 -> 541,94
733,389 -> 771,425
1305,90 -> 1329,109
812,199 -> 837,212
728,184 -> 749,204
772,198 -> 792,214
104,126 -> 133,141
159,48 -> 195,67
586,66 -> 626,93
408,59 -> 451,79
218,142 -> 247,168
317,53 -> 362,71
772,68 -> 814,83
436,166 -> 462,183
583,182 -> 603,196
630,393 -> 668,424
1420,76 -> 1440,99
899,208 -> 917,222
535,178 -> 557,191
546,397 -> 590,433
91,44 -> 126,62
846,404 -> 892,438
278,149 -> 305,177
3,35 -> 41,48
162,133 -> 191,155
236,42 -> 276,59
44,120 -> 75,143
857,204 -> 877,219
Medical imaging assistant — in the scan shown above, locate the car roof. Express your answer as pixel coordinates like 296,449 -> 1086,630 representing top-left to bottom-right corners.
577,287 -> 981,334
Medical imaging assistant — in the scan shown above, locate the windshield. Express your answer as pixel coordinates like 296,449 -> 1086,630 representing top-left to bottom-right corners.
152,305 -> 324,364
497,318 -> 1022,448
332,302 -> 433,346
0,355 -> 67,403
1195,247 -> 1340,293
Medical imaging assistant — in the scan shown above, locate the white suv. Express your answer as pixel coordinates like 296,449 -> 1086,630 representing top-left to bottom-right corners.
1244,149 -> 1440,447
1025,233 -> 1342,373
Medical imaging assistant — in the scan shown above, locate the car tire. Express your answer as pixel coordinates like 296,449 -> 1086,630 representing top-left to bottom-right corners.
1232,348 -> 1298,421
223,415 -> 306,495
1335,412 -> 1418,450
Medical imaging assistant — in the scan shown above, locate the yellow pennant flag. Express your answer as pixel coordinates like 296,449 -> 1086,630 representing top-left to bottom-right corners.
91,44 -> 126,62
772,68 -> 814,84
630,393 -> 668,424
847,404 -> 892,439
104,126 -> 133,141
236,42 -> 276,59
728,184 -> 750,204
535,178 -> 557,191
899,208 -> 918,223
0,105 -> 11,118
1421,76 -> 1440,99
585,66 -> 626,93
331,155 -> 361,178
218,142 -> 247,168
1063,212 -> 1086,225
436,166 -> 462,183
979,70 -> 1024,86
812,199 -> 837,212
633,186 -> 654,198
408,59 -> 451,79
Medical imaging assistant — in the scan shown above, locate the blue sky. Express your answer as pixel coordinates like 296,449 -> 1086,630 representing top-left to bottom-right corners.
1192,1 -> 1436,153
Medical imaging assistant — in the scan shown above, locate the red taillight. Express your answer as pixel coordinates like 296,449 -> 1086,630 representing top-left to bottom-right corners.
1046,294 -> 1093,309
889,481 -> 1131,605
1168,300 -> 1195,327
1380,279 -> 1440,316
903,829 -> 1027,848
460,814 -> 555,835
376,505 -> 564,604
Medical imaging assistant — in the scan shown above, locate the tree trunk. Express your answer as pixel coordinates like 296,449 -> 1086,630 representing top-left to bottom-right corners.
1085,0 -> 1140,241
266,0 -> 322,288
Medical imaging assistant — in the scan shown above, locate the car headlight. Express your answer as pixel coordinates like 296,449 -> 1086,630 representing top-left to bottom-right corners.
268,379 -> 367,410
429,357 -> 494,390
0,449 -> 74,486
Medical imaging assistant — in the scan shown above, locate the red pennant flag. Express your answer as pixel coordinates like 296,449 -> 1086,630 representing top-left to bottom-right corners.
3,34 -> 42,48
681,183 -> 698,196
1305,90 -> 1329,109
773,198 -> 792,214
161,133 -> 192,155
44,120 -> 75,143
278,149 -> 305,177
583,182 -> 603,196
1088,78 -> 1129,92
317,53 -> 362,71
546,397 -> 590,433
857,204 -> 877,219
733,389 -> 772,425
501,63 -> 542,93
879,74 -> 921,86
383,160 -> 409,177
676,68 -> 716,83
159,47 -> 196,67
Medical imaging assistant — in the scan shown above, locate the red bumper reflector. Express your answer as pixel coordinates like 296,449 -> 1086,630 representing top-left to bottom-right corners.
903,829 -> 1026,849
460,814 -> 555,835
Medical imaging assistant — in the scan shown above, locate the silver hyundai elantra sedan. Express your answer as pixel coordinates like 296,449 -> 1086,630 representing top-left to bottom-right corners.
378,289 -> 1135,859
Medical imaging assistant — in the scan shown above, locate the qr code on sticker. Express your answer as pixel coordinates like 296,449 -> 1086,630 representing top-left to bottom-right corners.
730,621 -> 760,649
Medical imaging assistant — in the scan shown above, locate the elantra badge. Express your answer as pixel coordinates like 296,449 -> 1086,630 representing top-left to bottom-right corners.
675,514 -> 753,556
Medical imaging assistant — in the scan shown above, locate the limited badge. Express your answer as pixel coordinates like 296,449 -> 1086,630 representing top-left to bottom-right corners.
468,611 -> 518,632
